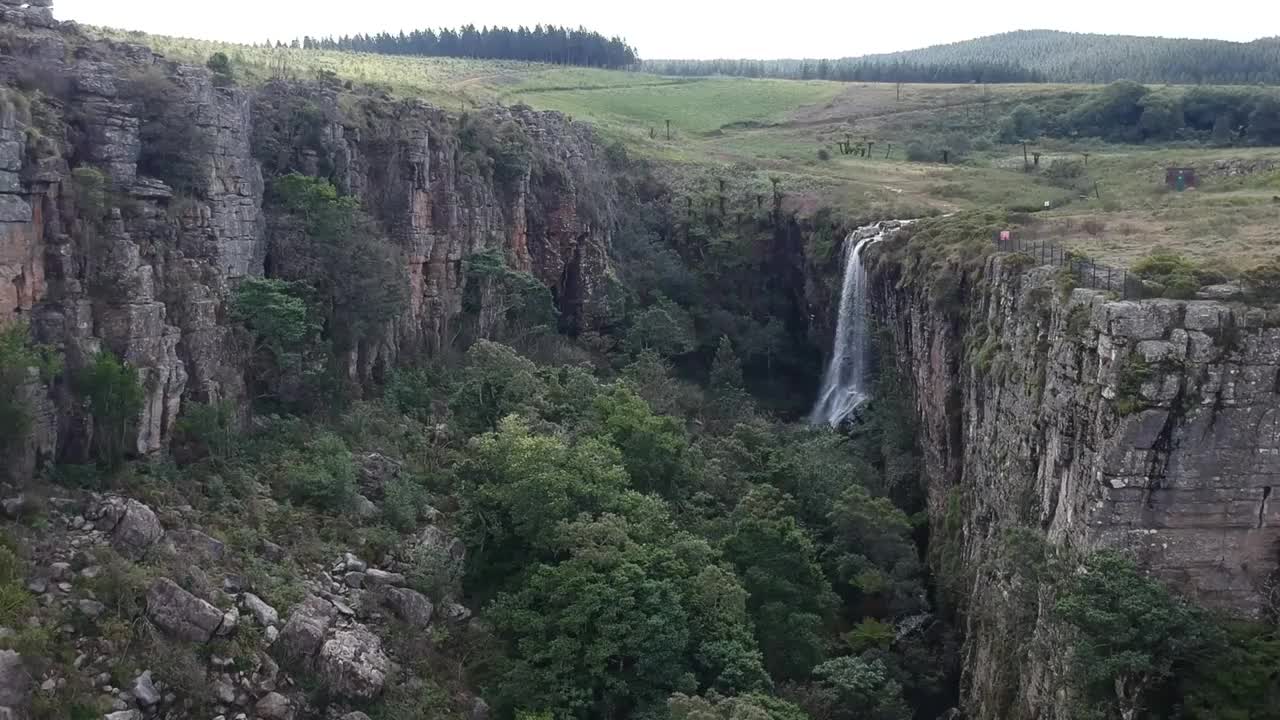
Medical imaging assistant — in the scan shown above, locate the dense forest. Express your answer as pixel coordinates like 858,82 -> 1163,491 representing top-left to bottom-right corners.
294,24 -> 639,69
646,31 -> 1280,85
641,58 -> 1044,84
860,29 -> 1280,84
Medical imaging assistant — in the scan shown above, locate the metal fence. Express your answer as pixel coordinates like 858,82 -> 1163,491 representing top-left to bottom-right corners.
993,233 -> 1140,300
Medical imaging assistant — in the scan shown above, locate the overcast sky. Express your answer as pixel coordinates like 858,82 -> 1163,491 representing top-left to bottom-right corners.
54,0 -> 1280,60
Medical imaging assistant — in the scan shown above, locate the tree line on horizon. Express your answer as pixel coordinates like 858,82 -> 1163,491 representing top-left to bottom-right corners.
644,30 -> 1280,86
861,29 -> 1280,84
287,24 -> 639,69
642,57 -> 1045,84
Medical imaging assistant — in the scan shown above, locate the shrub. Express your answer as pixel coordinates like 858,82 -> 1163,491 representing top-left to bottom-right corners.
817,148 -> 832,162
206,52 -> 234,86
1,322 -> 59,474
1044,159 -> 1086,186
1243,260 -> 1280,300
1132,250 -> 1211,299
0,546 -> 32,627
1081,218 -> 1107,237
996,104 -> 1042,143
275,431 -> 358,512
74,351 -> 144,467
71,166 -> 109,221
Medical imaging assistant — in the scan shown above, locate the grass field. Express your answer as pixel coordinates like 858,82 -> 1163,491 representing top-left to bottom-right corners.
92,27 -> 1280,271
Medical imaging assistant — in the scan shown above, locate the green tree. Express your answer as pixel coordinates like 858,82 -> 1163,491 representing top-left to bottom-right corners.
268,174 -> 405,352
458,416 -> 631,595
1248,94 -> 1280,145
0,323 -> 59,473
996,104 -> 1041,143
812,655 -> 911,720
827,484 -> 924,617
231,277 -> 319,401
75,351 -> 144,467
463,249 -> 558,342
1180,623 -> 1280,720
1137,92 -> 1184,140
272,430 -> 358,512
1056,551 -> 1221,720
448,340 -> 546,434
669,692 -> 809,720
722,486 -> 836,681
589,385 -> 692,499
709,336 -> 743,390
624,295 -> 696,358
488,511 -> 769,719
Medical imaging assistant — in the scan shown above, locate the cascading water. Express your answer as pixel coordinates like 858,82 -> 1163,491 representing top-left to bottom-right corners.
809,221 -> 906,427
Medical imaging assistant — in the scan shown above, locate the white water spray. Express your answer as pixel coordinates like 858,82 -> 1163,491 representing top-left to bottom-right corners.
809,221 -> 906,427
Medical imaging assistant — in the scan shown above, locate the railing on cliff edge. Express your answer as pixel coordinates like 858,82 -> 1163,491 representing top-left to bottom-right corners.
993,232 -> 1140,300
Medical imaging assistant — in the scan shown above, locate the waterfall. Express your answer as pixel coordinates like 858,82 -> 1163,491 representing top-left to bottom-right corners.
809,221 -> 904,427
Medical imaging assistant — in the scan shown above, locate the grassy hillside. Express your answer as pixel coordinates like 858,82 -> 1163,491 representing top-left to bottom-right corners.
860,29 -> 1280,84
90,27 -> 1280,271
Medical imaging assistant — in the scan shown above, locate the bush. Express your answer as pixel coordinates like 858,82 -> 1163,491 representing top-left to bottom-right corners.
817,148 -> 832,162
74,351 -> 144,467
0,546 -> 32,627
996,104 -> 1042,143
275,431 -> 358,512
1,322 -> 59,474
206,52 -> 234,86
1081,218 -> 1107,237
1243,260 -> 1280,300
1132,250 -> 1211,299
1044,159 -> 1086,186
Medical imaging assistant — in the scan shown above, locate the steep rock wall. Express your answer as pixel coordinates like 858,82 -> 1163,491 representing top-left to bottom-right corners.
0,12 -> 614,475
874,252 -> 1280,719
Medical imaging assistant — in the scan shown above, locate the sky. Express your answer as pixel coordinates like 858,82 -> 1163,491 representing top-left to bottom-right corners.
54,0 -> 1280,60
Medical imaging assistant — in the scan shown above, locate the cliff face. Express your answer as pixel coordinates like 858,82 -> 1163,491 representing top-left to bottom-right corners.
874,251 -> 1280,719
0,11 -> 614,474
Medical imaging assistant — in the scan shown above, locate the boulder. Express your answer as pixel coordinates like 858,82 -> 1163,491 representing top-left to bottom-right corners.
0,497 -> 25,520
274,596 -> 336,670
242,593 -> 279,627
358,452 -> 401,500
131,671 -> 160,707
318,626 -> 389,700
341,713 -> 373,720
145,578 -> 225,642
258,539 -> 286,562
470,697 -> 491,720
415,526 -> 466,565
0,650 -> 30,716
352,494 -> 378,521
92,498 -> 164,560
104,711 -> 142,720
440,601 -> 472,623
165,528 -> 225,563
1197,282 -> 1245,301
254,691 -> 293,720
77,599 -> 106,618
218,606 -> 240,637
383,587 -> 433,627
362,569 -> 405,587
